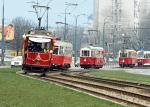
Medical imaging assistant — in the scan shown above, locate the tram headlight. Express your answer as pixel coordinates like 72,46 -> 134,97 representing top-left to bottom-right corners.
50,50 -> 53,53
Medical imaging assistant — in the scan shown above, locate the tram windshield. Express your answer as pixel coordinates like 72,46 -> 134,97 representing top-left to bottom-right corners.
28,40 -> 50,52
137,51 -> 144,57
120,52 -> 127,57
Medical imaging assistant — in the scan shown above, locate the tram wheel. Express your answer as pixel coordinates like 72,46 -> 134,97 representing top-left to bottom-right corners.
23,70 -> 28,74
119,64 -> 124,68
41,73 -> 46,77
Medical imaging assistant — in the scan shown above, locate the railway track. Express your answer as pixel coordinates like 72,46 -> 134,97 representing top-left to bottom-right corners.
62,72 -> 150,91
20,71 -> 150,107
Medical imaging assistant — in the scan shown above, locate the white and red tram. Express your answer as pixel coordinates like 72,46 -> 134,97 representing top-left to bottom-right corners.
137,51 -> 150,66
22,29 -> 55,74
80,46 -> 105,69
51,40 -> 73,70
118,49 -> 137,68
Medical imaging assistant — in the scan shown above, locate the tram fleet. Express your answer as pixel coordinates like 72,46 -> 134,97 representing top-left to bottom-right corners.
21,28 -> 150,74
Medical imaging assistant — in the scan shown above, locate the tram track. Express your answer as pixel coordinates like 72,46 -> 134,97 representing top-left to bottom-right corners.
20,71 -> 150,107
62,72 -> 150,91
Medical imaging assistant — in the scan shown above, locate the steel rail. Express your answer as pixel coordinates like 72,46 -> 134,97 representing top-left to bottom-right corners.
61,72 -> 150,91
41,75 -> 150,107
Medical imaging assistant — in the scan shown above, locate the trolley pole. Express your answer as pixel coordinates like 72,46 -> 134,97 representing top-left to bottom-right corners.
1,0 -> 5,65
32,5 -> 50,29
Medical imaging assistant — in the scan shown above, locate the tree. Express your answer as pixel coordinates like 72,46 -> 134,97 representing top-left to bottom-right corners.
139,12 -> 150,50
12,17 -> 36,55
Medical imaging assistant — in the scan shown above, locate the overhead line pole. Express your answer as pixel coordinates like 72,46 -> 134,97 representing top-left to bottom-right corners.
1,0 -> 5,65
64,2 -> 78,41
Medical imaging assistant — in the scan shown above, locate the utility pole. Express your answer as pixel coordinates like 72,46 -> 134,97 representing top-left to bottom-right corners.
46,7 -> 50,30
112,0 -> 121,59
1,0 -> 5,65
94,0 -> 100,46
74,14 -> 85,64
102,16 -> 112,49
133,0 -> 140,45
88,29 -> 98,45
64,2 -> 78,41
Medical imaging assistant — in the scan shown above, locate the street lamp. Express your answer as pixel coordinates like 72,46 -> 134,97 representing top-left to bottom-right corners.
64,2 -> 78,41
102,16 -> 112,49
122,33 -> 125,51
74,14 -> 86,64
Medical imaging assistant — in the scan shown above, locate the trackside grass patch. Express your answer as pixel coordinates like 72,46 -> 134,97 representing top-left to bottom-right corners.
88,70 -> 150,84
0,68 -> 124,107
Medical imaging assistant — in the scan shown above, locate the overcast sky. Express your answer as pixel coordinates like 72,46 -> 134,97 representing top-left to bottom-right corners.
0,0 -> 93,27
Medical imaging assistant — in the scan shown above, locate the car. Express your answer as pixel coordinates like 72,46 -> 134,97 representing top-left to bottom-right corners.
11,56 -> 22,67
75,58 -> 80,67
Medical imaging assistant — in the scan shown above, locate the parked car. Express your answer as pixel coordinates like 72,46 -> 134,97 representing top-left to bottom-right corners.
75,58 -> 80,67
11,56 -> 22,67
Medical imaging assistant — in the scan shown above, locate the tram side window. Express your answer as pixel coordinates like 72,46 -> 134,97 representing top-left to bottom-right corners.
144,54 -> 150,58
82,50 -> 89,56
137,51 -> 144,57
128,51 -> 137,58
91,51 -> 94,57
64,47 -> 72,55
120,53 -> 127,57
59,46 -> 64,55
53,46 -> 59,55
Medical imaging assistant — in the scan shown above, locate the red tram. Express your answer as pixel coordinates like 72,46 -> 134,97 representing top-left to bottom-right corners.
118,49 -> 137,68
80,46 -> 104,69
137,51 -> 150,66
51,40 -> 73,70
22,29 -> 55,74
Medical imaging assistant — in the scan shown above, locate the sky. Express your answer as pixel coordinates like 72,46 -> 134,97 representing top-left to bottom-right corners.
0,0 -> 93,27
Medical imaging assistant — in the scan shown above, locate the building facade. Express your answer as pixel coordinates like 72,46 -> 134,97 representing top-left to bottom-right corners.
93,0 -> 140,52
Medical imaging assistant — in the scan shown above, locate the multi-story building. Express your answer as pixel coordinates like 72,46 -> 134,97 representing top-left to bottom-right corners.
93,0 -> 140,52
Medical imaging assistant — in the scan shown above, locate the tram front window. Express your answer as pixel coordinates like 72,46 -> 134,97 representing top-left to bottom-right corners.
28,41 -> 49,52
120,52 -> 127,57
82,50 -> 90,57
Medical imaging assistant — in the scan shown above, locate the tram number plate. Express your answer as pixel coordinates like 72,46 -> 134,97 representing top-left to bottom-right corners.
14,62 -> 19,65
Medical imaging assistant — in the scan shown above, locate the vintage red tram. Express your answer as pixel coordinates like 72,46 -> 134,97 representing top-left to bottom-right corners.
118,49 -> 137,68
22,29 -> 55,74
137,51 -> 150,66
80,46 -> 104,69
51,40 -> 73,70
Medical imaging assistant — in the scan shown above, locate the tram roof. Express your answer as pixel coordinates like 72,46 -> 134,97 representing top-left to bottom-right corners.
25,34 -> 53,43
80,46 -> 104,51
119,49 -> 136,53
55,40 -> 72,47
137,51 -> 150,54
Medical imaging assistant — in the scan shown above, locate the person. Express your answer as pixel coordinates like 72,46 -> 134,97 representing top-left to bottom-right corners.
4,24 -> 14,40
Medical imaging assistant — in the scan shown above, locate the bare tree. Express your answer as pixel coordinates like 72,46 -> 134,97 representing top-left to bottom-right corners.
11,17 -> 36,55
139,13 -> 150,50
